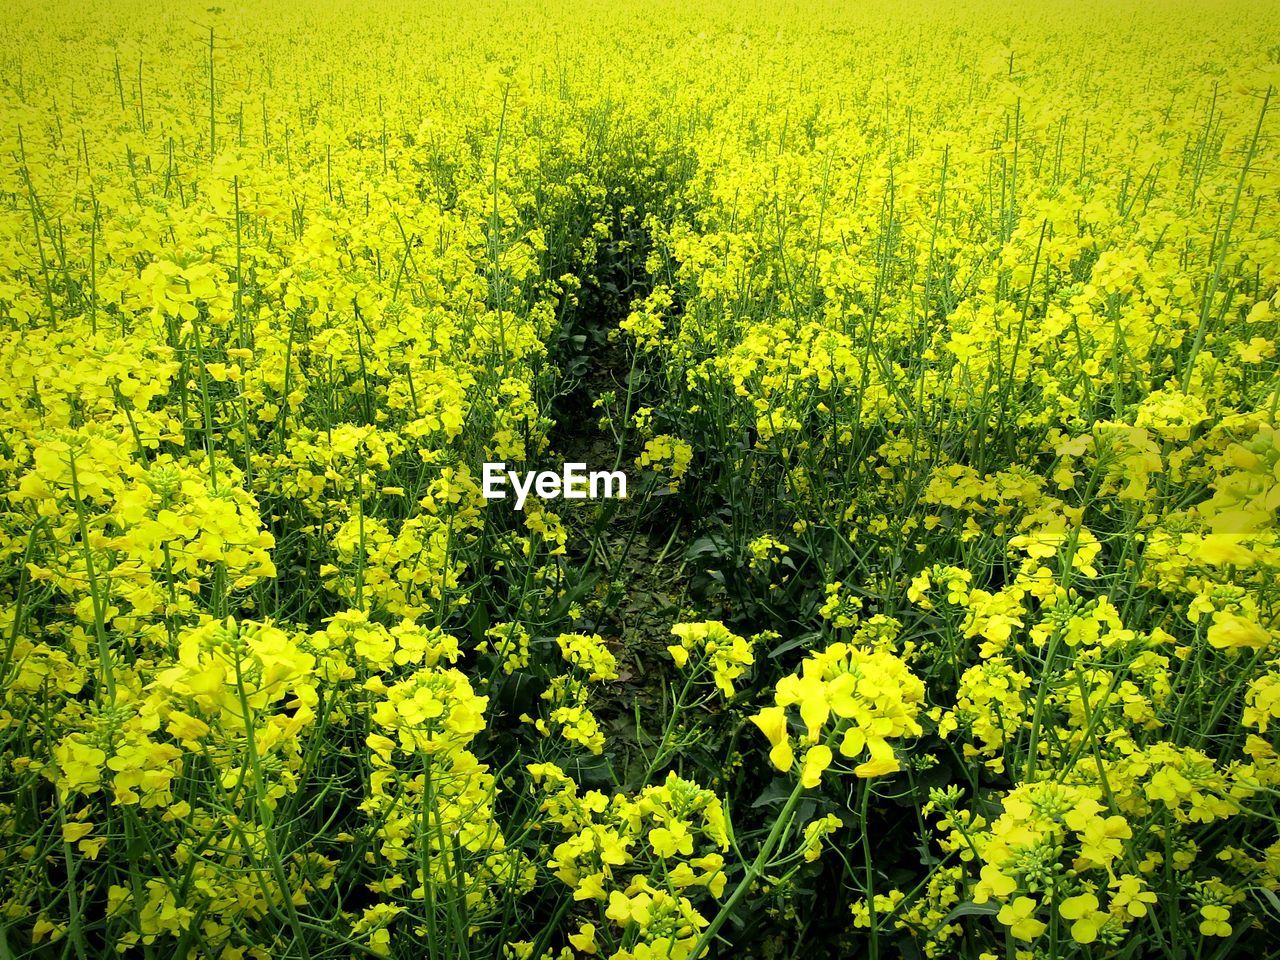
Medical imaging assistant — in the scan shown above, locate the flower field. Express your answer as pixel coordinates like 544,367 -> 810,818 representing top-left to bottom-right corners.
2,0 -> 1279,957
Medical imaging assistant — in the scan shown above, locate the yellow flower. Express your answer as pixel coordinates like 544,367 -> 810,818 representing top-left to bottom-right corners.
1207,611 -> 1271,650
974,864 -> 1017,903
776,669 -> 835,741
853,756 -> 900,778
754,643 -> 922,787
997,896 -> 1046,941
51,736 -> 106,796
751,705 -> 794,772
61,823 -> 93,844
1077,815 -> 1131,868
1058,892 -> 1107,944
606,889 -> 653,927
1199,904 -> 1231,937
575,873 -> 608,902
668,622 -> 755,696
568,922 -> 598,954
649,822 -> 694,858
557,633 -> 619,682
801,814 -> 843,862
800,745 -> 833,788
1111,875 -> 1158,918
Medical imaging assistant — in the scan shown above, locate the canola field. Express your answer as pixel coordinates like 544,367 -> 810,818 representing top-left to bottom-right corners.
2,1 -> 1280,957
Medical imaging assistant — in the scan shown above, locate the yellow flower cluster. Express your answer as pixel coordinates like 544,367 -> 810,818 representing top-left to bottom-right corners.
666,621 -> 755,697
2,0 -> 1279,957
533,767 -> 729,960
752,644 -> 924,786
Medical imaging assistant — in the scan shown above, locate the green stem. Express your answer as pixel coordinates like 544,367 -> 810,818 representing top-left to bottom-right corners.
689,777 -> 808,958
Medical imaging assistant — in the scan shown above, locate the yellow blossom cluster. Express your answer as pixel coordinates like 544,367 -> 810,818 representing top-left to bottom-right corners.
1,0 -> 1279,957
